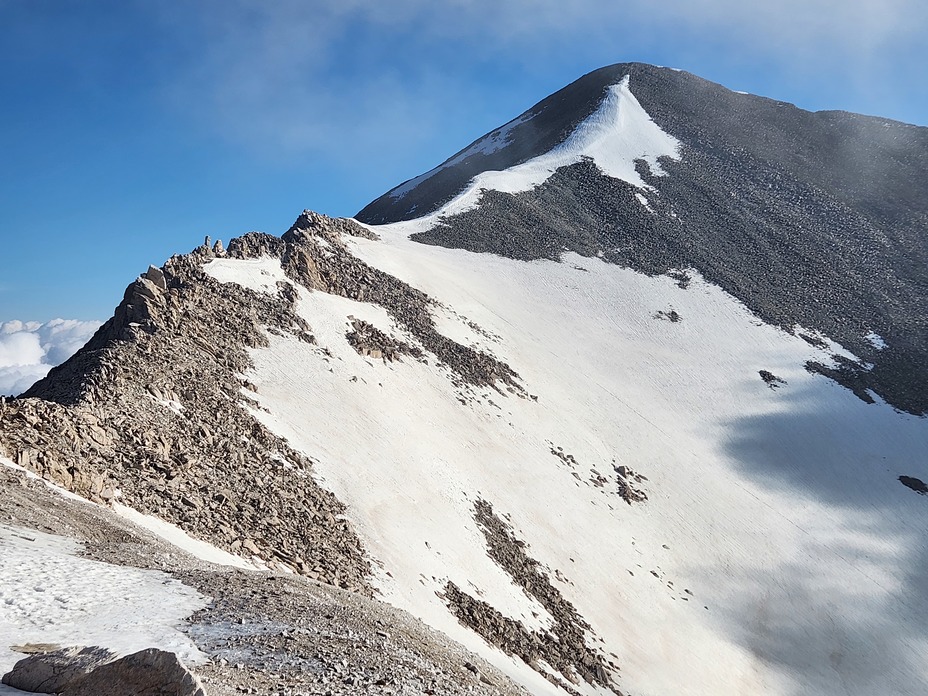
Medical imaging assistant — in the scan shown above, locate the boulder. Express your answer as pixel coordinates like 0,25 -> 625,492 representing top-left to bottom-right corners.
1,645 -> 117,693
144,265 -> 168,290
65,648 -> 205,696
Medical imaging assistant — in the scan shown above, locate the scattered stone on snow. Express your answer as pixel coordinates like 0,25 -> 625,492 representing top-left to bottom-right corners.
442,499 -> 622,695
899,475 -> 928,496
758,370 -> 787,389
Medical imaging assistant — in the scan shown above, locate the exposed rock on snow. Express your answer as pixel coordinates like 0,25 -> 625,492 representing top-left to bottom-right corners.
758,369 -> 787,389
444,500 -> 620,694
2,645 -> 117,693
346,317 -> 423,363
3,647 -> 205,696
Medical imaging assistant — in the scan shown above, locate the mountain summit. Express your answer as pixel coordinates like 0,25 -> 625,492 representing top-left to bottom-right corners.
2,64 -> 928,696
361,63 -> 928,417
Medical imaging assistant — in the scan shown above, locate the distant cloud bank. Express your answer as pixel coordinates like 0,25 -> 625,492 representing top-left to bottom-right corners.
0,319 -> 102,396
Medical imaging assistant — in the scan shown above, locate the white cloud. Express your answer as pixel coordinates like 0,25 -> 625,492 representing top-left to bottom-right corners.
0,319 -> 102,396
152,0 -> 927,167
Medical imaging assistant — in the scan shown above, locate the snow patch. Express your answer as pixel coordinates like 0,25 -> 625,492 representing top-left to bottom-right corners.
0,525 -> 206,679
634,192 -> 653,212
864,331 -> 888,350
202,256 -> 287,294
111,504 -> 258,570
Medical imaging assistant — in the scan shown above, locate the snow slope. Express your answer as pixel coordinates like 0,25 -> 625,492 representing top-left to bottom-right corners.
394,75 -> 680,222
204,232 -> 928,695
388,111 -> 536,201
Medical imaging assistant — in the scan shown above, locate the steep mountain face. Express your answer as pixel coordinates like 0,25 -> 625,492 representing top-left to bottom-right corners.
3,65 -> 928,696
359,63 -> 928,417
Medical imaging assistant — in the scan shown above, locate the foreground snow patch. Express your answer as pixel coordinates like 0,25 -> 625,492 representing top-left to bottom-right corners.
0,525 -> 206,680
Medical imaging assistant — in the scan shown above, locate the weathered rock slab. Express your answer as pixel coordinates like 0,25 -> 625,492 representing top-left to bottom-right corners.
1,646 -> 204,696
2,645 -> 116,693
65,648 -> 205,696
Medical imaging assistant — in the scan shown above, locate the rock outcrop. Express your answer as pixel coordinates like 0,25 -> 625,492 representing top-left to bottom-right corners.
2,646 -> 117,693
2,647 -> 204,696
0,211 -> 522,596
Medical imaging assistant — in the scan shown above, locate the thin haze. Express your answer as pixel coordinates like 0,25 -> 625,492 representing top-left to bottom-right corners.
0,0 -> 925,331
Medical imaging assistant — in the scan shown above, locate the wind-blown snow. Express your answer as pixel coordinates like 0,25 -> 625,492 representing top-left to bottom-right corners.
388,112 -> 535,200
206,231 -> 928,696
0,320 -> 102,396
390,75 -> 680,222
0,524 -> 206,680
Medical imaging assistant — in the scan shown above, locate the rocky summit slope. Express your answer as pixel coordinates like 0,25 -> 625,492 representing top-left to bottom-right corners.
3,64 -> 928,696
1,211 -> 522,592
360,63 -> 928,417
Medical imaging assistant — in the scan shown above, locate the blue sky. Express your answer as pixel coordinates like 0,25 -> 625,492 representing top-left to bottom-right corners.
1,0 -> 926,324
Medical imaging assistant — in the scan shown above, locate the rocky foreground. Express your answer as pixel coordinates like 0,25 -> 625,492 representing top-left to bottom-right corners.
0,456 -> 528,696
0,211 -> 539,695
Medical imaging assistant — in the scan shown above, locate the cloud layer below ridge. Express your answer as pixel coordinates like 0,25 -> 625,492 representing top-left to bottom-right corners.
0,320 -> 102,396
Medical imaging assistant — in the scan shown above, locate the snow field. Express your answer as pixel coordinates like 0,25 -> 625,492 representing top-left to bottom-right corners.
198,77 -> 928,695
201,229 -> 928,696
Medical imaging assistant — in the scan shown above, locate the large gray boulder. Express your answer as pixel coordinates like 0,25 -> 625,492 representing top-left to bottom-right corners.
1,646 -> 205,696
1,645 -> 117,693
64,648 -> 205,696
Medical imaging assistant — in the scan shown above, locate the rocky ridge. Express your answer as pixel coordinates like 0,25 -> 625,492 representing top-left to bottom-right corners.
0,459 -> 531,696
0,211 -> 522,596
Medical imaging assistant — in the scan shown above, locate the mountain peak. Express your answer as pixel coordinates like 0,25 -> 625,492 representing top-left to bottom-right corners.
357,62 -> 680,224
3,62 -> 928,696
358,63 -> 928,417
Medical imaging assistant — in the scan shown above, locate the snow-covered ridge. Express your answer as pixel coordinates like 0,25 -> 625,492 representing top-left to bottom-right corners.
393,75 -> 681,224
388,112 -> 535,200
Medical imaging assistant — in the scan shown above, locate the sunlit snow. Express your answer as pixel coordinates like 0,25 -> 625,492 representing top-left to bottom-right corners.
0,522 -> 206,681
388,112 -> 535,200
206,241 -> 928,696
389,75 -> 681,223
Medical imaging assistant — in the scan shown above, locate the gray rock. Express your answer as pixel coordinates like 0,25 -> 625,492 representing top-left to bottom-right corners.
135,276 -> 164,303
2,645 -> 117,693
144,265 -> 168,290
64,648 -> 205,696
